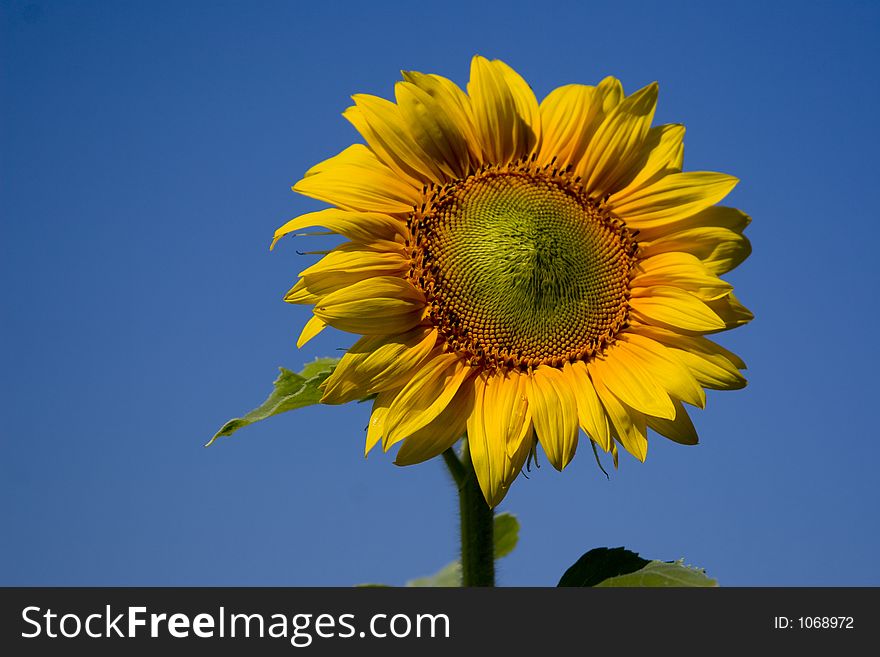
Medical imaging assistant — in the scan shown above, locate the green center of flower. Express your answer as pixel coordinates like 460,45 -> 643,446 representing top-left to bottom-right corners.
409,164 -> 635,370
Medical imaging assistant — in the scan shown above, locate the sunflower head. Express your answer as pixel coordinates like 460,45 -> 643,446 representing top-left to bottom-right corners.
273,56 -> 752,507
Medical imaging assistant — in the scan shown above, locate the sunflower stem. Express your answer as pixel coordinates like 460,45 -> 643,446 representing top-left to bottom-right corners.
443,439 -> 495,587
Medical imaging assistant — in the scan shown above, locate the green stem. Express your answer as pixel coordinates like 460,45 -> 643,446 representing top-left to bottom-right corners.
442,439 -> 495,587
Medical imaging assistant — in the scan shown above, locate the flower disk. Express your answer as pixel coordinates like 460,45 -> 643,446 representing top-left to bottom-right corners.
413,165 -> 634,370
275,56 -> 753,507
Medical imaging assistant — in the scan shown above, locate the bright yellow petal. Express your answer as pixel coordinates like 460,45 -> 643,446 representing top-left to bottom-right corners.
467,56 -> 538,164
321,328 -> 438,404
566,361 -> 611,451
345,95 -> 445,184
313,276 -> 425,335
292,144 -> 419,214
595,75 -> 624,112
466,376 -> 505,507
286,267 -> 408,306
526,366 -> 579,471
631,252 -> 733,300
296,315 -> 326,348
576,82 -> 659,196
609,171 -> 738,229
395,81 -> 472,179
537,76 -> 623,170
271,209 -> 406,250
467,371 -> 533,507
384,354 -> 475,447
284,278 -> 319,305
635,326 -> 747,390
589,345 -> 675,419
619,123 -> 686,192
704,293 -> 754,331
589,367 -> 648,462
629,286 -> 726,332
365,390 -> 397,455
286,240 -> 408,304
493,59 -> 541,152
635,205 -> 751,242
637,226 -> 752,275
646,398 -> 699,445
393,380 -> 473,465
616,333 -> 705,407
495,370 -> 534,460
536,84 -> 596,167
400,70 -> 482,163
298,244 -> 408,279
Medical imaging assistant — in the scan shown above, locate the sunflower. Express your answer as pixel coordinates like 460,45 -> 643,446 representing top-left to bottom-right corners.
273,56 -> 752,507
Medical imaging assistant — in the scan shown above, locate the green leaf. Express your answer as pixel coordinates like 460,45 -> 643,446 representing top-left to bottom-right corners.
493,512 -> 520,559
354,584 -> 391,588
406,561 -> 462,587
595,560 -> 718,587
206,357 -> 340,446
558,547 -> 650,587
406,513 -> 520,587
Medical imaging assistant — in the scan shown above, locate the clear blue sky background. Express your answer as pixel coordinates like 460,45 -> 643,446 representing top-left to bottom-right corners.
2,0 -> 878,586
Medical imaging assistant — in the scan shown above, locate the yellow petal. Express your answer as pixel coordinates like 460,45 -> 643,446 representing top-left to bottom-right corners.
566,361 -> 611,451
298,244 -> 408,279
536,84 -> 596,167
636,324 -> 746,367
467,371 -> 533,507
538,76 -> 624,170
296,315 -> 326,348
609,171 -> 738,229
619,123 -> 686,192
284,278 -> 319,305
400,70 -> 482,163
629,286 -> 726,332
293,144 -> 419,214
494,370 -> 534,460
631,252 -> 733,300
321,328 -> 438,404
466,376 -> 505,507
635,205 -> 751,244
635,326 -> 747,390
576,82 -> 659,196
285,272 -> 369,304
384,354 -> 475,447
467,55 -> 538,164
313,276 -> 425,335
589,367 -> 648,462
365,390 -> 397,455
638,226 -> 752,275
395,80 -> 474,179
589,345 -> 675,419
616,333 -> 705,408
393,380 -> 473,465
271,209 -> 406,250
493,59 -> 541,152
345,95 -> 444,184
526,366 -> 579,471
595,75 -> 624,112
704,293 -> 754,330
646,398 -> 699,445
286,264 -> 411,306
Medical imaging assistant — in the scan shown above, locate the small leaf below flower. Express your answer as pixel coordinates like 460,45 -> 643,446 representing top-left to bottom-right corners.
206,358 -> 340,446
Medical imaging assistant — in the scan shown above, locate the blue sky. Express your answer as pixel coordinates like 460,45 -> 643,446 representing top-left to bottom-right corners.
2,0 -> 878,586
